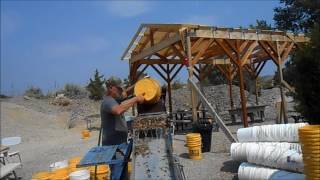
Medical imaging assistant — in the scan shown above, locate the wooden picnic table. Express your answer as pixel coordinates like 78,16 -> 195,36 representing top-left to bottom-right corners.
228,105 -> 266,123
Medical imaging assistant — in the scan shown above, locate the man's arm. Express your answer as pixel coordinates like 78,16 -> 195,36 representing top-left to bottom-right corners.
111,96 -> 144,115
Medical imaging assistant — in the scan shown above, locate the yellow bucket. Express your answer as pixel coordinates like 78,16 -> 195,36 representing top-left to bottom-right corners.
188,146 -> 202,160
186,133 -> 202,160
128,161 -> 132,174
32,171 -> 52,180
82,130 -> 90,139
69,156 -> 82,169
134,78 -> 161,104
89,165 -> 110,180
299,125 -> 320,180
50,168 -> 69,180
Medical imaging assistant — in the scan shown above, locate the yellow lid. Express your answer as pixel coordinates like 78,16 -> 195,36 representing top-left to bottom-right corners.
32,171 -> 52,180
134,78 -> 161,104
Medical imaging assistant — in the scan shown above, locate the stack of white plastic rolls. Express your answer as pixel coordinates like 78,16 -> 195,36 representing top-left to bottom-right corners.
231,123 -> 307,180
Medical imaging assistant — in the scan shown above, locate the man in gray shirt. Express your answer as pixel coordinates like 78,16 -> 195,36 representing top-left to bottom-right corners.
101,79 -> 144,145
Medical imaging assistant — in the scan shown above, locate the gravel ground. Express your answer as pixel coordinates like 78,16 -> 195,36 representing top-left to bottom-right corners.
0,90 -> 298,180
1,100 -> 98,179
172,119 -> 282,180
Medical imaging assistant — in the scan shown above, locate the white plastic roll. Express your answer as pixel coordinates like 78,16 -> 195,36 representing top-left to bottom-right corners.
246,144 -> 303,172
231,142 -> 302,162
238,162 -> 305,180
237,123 -> 307,142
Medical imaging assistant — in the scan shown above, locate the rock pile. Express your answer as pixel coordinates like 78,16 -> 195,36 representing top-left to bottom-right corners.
170,84 -> 290,121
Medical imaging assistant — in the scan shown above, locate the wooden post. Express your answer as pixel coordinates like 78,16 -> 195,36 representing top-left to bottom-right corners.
276,41 -> 288,124
238,65 -> 248,127
166,64 -> 173,114
278,62 -> 288,124
228,79 -> 234,110
255,78 -> 259,105
186,34 -> 198,122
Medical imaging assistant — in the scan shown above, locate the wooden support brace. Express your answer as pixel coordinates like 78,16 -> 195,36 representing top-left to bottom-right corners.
151,64 -> 168,81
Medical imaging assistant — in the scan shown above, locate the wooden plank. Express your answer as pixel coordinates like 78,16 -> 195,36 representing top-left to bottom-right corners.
131,34 -> 181,63
188,78 -> 238,142
122,24 -> 144,60
192,29 -> 309,42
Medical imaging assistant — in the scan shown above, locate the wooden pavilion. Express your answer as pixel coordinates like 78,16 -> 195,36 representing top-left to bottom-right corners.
121,23 -> 309,127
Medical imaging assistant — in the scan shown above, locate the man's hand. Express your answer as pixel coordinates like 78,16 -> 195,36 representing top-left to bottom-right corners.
136,95 -> 145,104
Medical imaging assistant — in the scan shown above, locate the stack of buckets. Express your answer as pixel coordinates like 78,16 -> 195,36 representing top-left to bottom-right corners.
298,125 -> 320,180
186,133 -> 202,160
32,156 -> 110,180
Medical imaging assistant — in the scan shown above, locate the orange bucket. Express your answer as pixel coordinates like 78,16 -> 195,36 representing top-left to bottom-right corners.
82,130 -> 90,139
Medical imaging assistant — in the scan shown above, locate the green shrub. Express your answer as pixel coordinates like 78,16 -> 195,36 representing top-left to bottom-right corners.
24,86 -> 44,99
63,83 -> 87,98
86,69 -> 105,100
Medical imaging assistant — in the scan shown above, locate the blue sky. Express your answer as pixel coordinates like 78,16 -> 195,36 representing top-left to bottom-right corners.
1,0 -> 280,95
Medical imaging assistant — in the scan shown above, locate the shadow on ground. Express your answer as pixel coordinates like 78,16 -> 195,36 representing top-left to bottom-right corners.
179,153 -> 189,159
220,160 -> 241,173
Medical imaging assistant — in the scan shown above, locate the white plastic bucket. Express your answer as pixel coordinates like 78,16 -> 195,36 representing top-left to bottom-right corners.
238,162 -> 305,180
69,170 -> 90,180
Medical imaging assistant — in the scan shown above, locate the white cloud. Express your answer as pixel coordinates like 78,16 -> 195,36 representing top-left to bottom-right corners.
105,1 -> 152,18
184,15 -> 218,26
41,37 -> 110,58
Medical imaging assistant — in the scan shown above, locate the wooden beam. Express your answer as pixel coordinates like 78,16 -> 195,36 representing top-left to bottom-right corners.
166,64 -> 173,113
136,64 -> 149,79
241,41 -> 258,66
280,42 -> 294,63
137,59 -> 182,65
215,39 -> 237,64
192,39 -> 214,65
171,64 -> 184,80
238,65 -> 248,127
225,39 -> 237,53
169,64 -> 178,74
191,29 -> 309,42
191,38 -> 204,51
130,34 -> 181,63
171,44 -> 186,59
255,60 -> 267,78
151,64 -> 167,81
259,41 -> 279,65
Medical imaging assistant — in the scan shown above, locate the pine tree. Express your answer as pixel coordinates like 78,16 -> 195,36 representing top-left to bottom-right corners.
292,25 -> 320,124
86,69 -> 105,100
